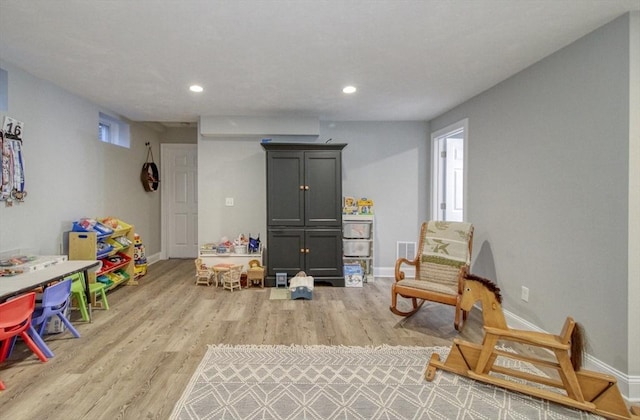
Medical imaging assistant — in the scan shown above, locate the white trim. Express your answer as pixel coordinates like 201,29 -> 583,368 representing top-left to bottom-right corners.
375,266 -> 411,278
430,119 -> 469,221
146,252 -> 162,265
628,11 -> 640,404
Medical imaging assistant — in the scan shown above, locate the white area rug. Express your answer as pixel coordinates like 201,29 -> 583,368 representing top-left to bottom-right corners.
170,345 -> 601,420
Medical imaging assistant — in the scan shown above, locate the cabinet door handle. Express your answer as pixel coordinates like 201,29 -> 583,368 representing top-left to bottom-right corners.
304,185 -> 310,190
305,248 -> 310,253
300,248 -> 305,253
299,185 -> 305,190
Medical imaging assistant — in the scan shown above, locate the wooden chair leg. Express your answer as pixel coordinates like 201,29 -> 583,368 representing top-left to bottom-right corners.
390,288 -> 398,311
454,306 -> 467,331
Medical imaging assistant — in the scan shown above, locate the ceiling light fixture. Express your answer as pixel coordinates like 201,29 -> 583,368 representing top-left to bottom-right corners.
342,85 -> 357,94
189,85 -> 204,93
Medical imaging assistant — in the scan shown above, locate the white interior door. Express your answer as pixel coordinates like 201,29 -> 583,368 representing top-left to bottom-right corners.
161,144 -> 198,258
431,119 -> 467,221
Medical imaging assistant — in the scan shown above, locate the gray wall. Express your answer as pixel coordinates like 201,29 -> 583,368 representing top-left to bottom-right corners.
197,137 -> 267,245
0,60 -> 163,257
322,121 -> 429,269
196,121 -> 430,271
430,14 -> 633,374
161,126 -> 197,143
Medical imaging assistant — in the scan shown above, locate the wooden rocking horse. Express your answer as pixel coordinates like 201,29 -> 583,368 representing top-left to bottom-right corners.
426,273 -> 639,420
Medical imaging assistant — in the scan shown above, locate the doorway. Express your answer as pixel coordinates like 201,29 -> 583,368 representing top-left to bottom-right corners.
431,119 -> 468,221
161,143 -> 198,258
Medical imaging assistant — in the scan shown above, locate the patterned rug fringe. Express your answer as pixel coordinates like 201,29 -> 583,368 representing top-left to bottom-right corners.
206,343 -> 451,354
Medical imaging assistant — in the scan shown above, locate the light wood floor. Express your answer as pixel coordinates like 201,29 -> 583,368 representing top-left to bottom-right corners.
1,259 -> 488,419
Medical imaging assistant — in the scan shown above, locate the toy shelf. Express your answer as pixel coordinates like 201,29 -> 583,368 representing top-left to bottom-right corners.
68,218 -> 136,302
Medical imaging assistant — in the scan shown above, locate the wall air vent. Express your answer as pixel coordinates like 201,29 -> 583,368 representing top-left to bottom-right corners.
396,241 -> 417,260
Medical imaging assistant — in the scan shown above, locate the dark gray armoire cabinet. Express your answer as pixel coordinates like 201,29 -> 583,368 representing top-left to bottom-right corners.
262,143 -> 347,287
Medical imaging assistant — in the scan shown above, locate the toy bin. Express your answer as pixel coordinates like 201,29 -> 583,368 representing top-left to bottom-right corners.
106,237 -> 125,253
233,244 -> 247,254
96,241 -> 114,258
343,240 -> 371,257
97,274 -> 114,288
72,219 -> 113,239
343,222 -> 371,239
99,218 -> 132,236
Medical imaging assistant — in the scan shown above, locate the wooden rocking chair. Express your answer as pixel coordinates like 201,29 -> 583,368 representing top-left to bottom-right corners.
390,220 -> 474,330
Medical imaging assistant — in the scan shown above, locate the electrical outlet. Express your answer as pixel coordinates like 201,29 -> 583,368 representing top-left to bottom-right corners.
225,197 -> 234,206
521,286 -> 529,302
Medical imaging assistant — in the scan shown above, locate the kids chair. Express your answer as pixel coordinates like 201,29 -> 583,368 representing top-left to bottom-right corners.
70,273 -> 109,322
194,258 -> 214,286
391,221 -> 474,331
221,264 -> 243,292
0,292 -> 49,364
30,279 -> 81,357
246,259 -> 265,288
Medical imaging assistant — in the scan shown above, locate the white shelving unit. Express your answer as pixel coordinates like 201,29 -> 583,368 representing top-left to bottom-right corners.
342,214 -> 374,282
198,249 -> 264,273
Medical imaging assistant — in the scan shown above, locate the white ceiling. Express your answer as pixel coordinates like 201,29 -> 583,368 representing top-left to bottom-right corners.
0,0 -> 638,123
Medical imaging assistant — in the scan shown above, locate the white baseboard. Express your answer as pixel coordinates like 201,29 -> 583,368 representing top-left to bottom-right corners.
503,308 -> 639,403
375,266 -> 411,279
146,252 -> 161,265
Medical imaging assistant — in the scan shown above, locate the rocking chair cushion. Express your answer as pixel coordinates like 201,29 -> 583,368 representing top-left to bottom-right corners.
422,221 -> 473,266
417,261 -> 462,289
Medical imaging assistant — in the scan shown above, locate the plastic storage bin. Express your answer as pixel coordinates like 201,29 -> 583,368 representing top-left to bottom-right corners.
343,222 -> 371,238
343,240 -> 371,257
233,244 -> 247,254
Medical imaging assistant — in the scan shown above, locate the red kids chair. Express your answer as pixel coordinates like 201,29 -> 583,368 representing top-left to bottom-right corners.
0,292 -> 49,363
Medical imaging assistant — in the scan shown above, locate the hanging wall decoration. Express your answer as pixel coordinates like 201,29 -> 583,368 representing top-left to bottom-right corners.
1,116 -> 26,206
140,142 -> 159,192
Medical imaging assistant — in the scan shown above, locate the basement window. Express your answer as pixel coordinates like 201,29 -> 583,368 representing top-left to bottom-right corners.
98,112 -> 130,148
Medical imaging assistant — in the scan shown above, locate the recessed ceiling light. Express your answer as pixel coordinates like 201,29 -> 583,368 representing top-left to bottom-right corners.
342,85 -> 357,94
189,85 -> 204,93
